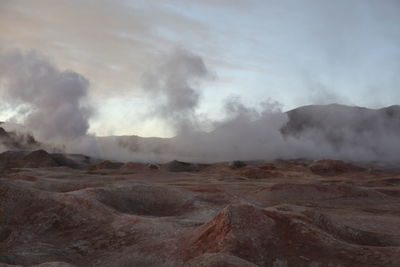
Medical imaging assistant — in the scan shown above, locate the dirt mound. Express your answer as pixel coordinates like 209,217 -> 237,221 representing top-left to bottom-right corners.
120,162 -> 146,171
182,204 -> 400,266
164,160 -> 199,172
89,160 -> 123,170
249,183 -> 386,206
0,180 -> 116,266
21,150 -> 60,168
302,209 -> 400,247
309,159 -> 363,175
237,166 -> 276,179
0,150 -> 84,169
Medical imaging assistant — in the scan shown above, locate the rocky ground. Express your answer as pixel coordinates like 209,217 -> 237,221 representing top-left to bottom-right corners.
1,151 -> 400,266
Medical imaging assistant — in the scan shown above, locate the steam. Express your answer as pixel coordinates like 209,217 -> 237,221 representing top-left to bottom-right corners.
117,49 -> 400,163
0,47 -> 399,163
136,49 -> 293,162
166,97 -> 290,162
142,49 -> 211,133
0,49 -> 97,155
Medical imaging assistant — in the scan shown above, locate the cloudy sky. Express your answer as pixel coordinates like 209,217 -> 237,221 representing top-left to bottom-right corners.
1,0 -> 399,137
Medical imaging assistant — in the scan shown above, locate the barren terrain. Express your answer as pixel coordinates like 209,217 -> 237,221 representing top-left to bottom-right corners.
1,151 -> 400,266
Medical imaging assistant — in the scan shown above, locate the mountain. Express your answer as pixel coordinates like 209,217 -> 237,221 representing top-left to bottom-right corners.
282,104 -> 400,142
99,104 -> 400,162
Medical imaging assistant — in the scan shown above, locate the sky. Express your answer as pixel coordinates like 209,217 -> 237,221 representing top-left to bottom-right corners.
0,0 -> 399,137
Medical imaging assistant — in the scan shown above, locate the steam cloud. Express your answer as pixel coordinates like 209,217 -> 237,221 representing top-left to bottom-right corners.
0,48 -> 399,163
142,49 -> 211,133
125,49 -> 400,163
0,49 -> 97,154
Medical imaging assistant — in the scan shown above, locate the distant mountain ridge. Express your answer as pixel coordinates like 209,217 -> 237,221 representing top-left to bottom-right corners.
97,104 -> 400,162
282,104 -> 400,147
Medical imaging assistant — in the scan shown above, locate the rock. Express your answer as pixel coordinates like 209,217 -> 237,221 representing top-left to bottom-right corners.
309,159 -> 363,176
164,160 -> 199,172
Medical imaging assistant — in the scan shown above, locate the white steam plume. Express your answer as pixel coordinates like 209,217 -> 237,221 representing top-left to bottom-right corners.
0,49 -> 98,155
141,48 -> 211,133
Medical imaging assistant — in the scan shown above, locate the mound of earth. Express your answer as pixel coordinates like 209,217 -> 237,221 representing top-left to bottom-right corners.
120,162 -> 145,171
181,204 -> 400,266
88,160 -> 123,170
309,159 -> 363,175
164,160 -> 200,172
21,150 -> 60,168
237,166 -> 276,179
0,150 -> 89,170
